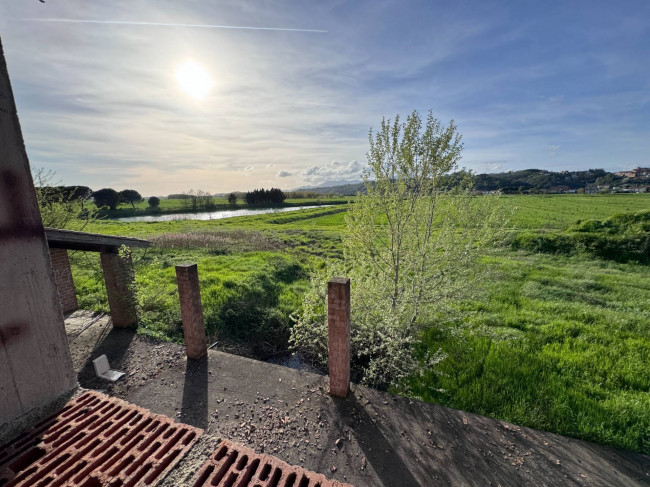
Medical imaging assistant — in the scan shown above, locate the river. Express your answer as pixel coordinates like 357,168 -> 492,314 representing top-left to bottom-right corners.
116,205 -> 325,222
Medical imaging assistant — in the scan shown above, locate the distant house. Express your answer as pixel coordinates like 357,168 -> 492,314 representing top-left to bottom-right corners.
615,167 -> 650,178
635,167 -> 650,178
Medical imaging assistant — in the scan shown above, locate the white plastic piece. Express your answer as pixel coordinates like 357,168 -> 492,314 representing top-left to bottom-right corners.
93,354 -> 125,382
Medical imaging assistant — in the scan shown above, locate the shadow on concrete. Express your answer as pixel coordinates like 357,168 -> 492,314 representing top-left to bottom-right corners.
334,390 -> 420,487
77,327 -> 135,389
180,355 -> 209,429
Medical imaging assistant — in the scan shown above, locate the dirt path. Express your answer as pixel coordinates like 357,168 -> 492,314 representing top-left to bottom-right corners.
66,312 -> 650,486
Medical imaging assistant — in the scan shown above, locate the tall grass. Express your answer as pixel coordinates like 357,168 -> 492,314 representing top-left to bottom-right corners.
409,252 -> 650,453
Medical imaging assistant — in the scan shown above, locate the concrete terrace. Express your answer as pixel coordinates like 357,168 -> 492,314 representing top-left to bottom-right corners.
64,311 -> 650,486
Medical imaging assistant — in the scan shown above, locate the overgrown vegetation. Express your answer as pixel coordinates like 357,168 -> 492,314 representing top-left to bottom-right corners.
511,209 -> 650,263
291,111 -> 506,389
33,169 -> 95,230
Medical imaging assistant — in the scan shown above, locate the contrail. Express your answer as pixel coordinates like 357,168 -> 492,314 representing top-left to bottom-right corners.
21,18 -> 328,33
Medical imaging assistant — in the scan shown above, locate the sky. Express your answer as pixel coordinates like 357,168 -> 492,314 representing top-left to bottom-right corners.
1,1 -> 649,195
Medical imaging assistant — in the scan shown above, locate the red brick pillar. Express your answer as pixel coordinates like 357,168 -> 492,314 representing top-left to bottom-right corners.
100,249 -> 138,328
328,277 -> 351,398
176,263 -> 207,359
49,248 -> 78,313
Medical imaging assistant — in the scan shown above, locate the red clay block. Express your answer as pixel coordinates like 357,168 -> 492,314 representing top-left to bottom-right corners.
0,390 -> 201,487
191,439 -> 353,487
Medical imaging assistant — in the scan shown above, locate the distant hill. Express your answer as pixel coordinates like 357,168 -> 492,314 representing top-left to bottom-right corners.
286,168 -> 649,196
470,168 -> 648,193
291,182 -> 366,196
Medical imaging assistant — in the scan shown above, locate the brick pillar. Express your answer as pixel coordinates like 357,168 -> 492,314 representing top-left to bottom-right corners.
100,249 -> 138,328
49,248 -> 78,313
176,263 -> 207,359
328,277 -> 351,398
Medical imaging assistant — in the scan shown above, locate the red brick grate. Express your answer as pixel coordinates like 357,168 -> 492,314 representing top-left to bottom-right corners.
191,440 -> 352,487
0,390 -> 201,487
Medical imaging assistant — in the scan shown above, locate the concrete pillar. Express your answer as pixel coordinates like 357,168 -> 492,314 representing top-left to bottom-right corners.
328,277 -> 351,398
100,249 -> 138,328
0,37 -> 76,432
176,263 -> 207,359
49,248 -> 78,314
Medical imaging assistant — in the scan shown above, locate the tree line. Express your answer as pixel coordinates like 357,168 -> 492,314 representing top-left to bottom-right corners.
242,188 -> 286,205
37,183 -> 291,214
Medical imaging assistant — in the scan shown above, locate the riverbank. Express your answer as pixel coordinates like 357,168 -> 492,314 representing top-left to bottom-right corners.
93,196 -> 350,219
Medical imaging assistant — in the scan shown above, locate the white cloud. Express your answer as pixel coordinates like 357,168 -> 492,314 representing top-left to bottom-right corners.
277,170 -> 293,177
302,160 -> 364,185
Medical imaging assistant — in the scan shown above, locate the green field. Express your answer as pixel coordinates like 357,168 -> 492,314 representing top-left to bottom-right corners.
500,193 -> 650,229
71,193 -> 650,453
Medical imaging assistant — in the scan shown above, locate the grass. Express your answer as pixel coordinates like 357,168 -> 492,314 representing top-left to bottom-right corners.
71,247 -> 308,358
499,193 -> 650,229
511,209 -> 650,263
68,193 -> 650,453
409,252 -> 650,453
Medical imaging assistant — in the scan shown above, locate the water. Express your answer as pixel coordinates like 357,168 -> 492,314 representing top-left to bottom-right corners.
116,205 -> 324,223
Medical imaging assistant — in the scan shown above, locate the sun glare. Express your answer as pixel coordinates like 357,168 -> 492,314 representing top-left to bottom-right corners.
175,60 -> 212,99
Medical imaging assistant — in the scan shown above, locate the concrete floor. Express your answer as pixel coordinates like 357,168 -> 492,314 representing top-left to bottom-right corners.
65,311 -> 650,486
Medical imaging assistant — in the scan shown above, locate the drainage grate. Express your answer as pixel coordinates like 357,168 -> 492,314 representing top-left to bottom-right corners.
0,390 -> 201,487
191,440 -> 352,487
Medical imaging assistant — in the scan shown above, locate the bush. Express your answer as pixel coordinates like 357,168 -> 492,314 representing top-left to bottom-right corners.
291,110 -> 506,390
148,196 -> 160,208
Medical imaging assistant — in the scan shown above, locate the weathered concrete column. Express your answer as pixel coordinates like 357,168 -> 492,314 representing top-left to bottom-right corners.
49,248 -> 78,313
328,277 -> 351,398
100,249 -> 138,328
0,37 -> 76,433
176,263 -> 207,359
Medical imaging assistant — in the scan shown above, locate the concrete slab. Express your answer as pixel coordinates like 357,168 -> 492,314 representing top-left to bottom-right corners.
66,318 -> 650,487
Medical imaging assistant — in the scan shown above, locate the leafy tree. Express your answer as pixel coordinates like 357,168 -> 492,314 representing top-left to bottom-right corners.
181,189 -> 215,211
227,192 -> 238,206
93,188 -> 120,210
33,169 -> 95,229
291,110 -> 505,390
148,196 -> 160,208
119,189 -> 142,208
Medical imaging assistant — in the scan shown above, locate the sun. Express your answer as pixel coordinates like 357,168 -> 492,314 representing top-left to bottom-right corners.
175,60 -> 212,99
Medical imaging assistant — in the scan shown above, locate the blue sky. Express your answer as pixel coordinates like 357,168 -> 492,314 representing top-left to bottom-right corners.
1,0 -> 649,194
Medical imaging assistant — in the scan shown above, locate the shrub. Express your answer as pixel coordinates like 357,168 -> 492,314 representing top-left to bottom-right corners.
291,110 -> 506,390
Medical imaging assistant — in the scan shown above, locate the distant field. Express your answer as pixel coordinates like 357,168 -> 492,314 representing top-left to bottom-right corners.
72,193 -> 650,454
88,193 -> 650,235
500,193 -> 650,229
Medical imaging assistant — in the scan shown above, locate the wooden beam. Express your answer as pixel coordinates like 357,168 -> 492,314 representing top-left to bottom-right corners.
45,228 -> 150,252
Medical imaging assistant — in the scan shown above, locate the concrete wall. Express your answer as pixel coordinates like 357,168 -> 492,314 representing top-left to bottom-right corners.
0,37 -> 76,427
49,248 -> 79,314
